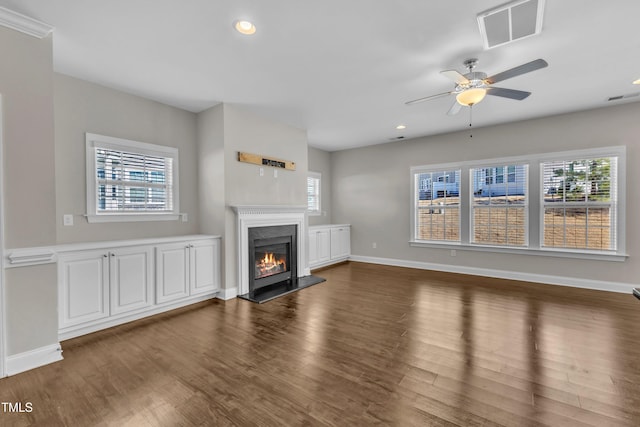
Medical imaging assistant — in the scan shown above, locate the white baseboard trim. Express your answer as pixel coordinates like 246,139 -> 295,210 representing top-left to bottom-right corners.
349,255 -> 636,294
217,287 -> 238,300
6,343 -> 63,376
309,256 -> 350,271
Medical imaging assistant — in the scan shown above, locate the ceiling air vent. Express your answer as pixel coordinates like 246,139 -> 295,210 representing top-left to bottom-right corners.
607,93 -> 639,102
477,0 -> 545,49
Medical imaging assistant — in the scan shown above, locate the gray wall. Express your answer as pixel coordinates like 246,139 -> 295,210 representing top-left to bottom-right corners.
0,27 -> 58,355
331,102 -> 640,289
308,146 -> 332,225
54,74 -> 200,243
197,104 -> 226,287
222,104 -> 308,291
0,28 -> 56,248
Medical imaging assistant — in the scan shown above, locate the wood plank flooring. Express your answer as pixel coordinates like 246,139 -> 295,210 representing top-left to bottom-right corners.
1,261 -> 639,426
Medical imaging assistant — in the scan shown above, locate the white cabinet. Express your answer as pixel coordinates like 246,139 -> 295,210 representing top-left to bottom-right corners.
109,246 -> 154,315
57,235 -> 221,340
330,226 -> 351,260
308,228 -> 331,267
190,239 -> 220,295
59,246 -> 153,327
58,250 -> 110,328
155,238 -> 220,303
308,224 -> 350,269
155,242 -> 190,303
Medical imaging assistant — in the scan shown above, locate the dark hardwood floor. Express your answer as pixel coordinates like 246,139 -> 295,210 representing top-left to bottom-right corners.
1,261 -> 639,426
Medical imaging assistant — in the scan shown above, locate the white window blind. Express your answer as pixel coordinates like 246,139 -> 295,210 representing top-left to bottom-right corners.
307,172 -> 321,215
414,169 -> 461,242
471,164 -> 528,246
542,156 -> 617,251
96,148 -> 173,212
86,133 -> 179,222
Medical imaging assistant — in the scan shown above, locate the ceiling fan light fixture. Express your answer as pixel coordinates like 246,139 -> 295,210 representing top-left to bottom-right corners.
456,88 -> 487,106
234,20 -> 256,35
633,78 -> 640,85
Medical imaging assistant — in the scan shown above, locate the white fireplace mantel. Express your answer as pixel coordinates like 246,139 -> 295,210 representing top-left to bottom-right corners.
232,205 -> 309,295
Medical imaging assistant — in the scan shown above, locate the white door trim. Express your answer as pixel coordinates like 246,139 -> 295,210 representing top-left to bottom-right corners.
0,95 -> 6,377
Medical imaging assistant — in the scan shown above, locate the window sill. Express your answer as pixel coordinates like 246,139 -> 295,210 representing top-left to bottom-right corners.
409,240 -> 627,262
86,213 -> 180,223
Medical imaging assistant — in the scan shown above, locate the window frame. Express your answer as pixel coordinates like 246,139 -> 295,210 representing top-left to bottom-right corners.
307,171 -> 322,216
469,162 -> 529,248
539,148 -> 624,254
85,133 -> 180,223
409,147 -> 626,261
411,164 -> 462,244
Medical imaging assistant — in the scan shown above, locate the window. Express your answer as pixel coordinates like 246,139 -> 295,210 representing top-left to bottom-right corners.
307,172 -> 321,215
471,164 -> 528,246
413,169 -> 461,242
86,133 -> 179,222
410,147 -> 625,259
542,156 -> 617,251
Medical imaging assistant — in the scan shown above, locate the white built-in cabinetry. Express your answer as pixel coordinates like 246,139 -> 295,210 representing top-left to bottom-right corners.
57,235 -> 220,340
155,239 -> 219,303
308,224 -> 350,269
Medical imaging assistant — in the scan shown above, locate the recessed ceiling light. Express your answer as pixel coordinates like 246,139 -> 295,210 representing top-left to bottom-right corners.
234,20 -> 256,35
633,78 -> 640,85
396,124 -> 406,130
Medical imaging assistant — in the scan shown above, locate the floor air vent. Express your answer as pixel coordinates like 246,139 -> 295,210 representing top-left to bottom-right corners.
478,0 -> 545,49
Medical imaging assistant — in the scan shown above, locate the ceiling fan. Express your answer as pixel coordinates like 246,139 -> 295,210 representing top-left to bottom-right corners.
406,58 -> 548,115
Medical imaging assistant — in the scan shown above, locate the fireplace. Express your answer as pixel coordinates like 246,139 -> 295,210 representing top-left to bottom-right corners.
233,205 -> 325,303
248,225 -> 297,292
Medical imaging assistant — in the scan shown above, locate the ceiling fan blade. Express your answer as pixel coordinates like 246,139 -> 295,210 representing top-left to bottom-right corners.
486,87 -> 531,100
446,100 -> 462,116
485,59 -> 548,84
441,70 -> 470,84
405,91 -> 452,105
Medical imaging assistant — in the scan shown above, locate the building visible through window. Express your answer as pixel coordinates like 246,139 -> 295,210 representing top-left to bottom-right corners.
86,133 -> 179,222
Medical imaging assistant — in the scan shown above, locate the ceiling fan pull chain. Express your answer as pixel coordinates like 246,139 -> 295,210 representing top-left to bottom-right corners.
469,105 -> 473,138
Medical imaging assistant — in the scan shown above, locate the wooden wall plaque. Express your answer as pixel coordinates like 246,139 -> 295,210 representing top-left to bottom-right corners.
237,152 -> 296,171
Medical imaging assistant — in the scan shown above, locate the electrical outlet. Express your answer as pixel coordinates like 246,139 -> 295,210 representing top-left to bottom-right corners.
181,213 -> 188,222
372,242 -> 377,249
450,249 -> 457,257
63,214 -> 73,226
274,169 -> 278,178
259,167 -> 264,176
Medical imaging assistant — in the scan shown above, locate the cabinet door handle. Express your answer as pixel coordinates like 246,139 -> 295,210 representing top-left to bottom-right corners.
103,254 -> 108,258
110,253 -> 115,257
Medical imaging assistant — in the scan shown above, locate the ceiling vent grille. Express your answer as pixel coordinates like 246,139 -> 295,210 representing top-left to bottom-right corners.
607,93 -> 639,102
477,0 -> 545,49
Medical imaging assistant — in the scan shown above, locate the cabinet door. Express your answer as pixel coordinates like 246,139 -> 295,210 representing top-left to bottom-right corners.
58,250 -> 109,328
190,239 -> 220,295
110,246 -> 153,315
308,231 -> 318,266
317,229 -> 331,263
330,227 -> 351,260
156,243 -> 190,304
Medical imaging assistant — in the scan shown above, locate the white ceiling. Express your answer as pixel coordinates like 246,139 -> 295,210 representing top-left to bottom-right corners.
2,0 -> 639,151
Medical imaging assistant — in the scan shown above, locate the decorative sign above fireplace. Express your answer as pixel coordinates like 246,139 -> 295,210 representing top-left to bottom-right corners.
237,151 -> 296,171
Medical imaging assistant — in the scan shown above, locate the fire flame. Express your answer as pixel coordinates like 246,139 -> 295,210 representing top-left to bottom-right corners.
256,252 -> 286,277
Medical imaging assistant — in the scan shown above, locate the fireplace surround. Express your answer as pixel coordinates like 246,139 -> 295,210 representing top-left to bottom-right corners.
233,205 -> 324,303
